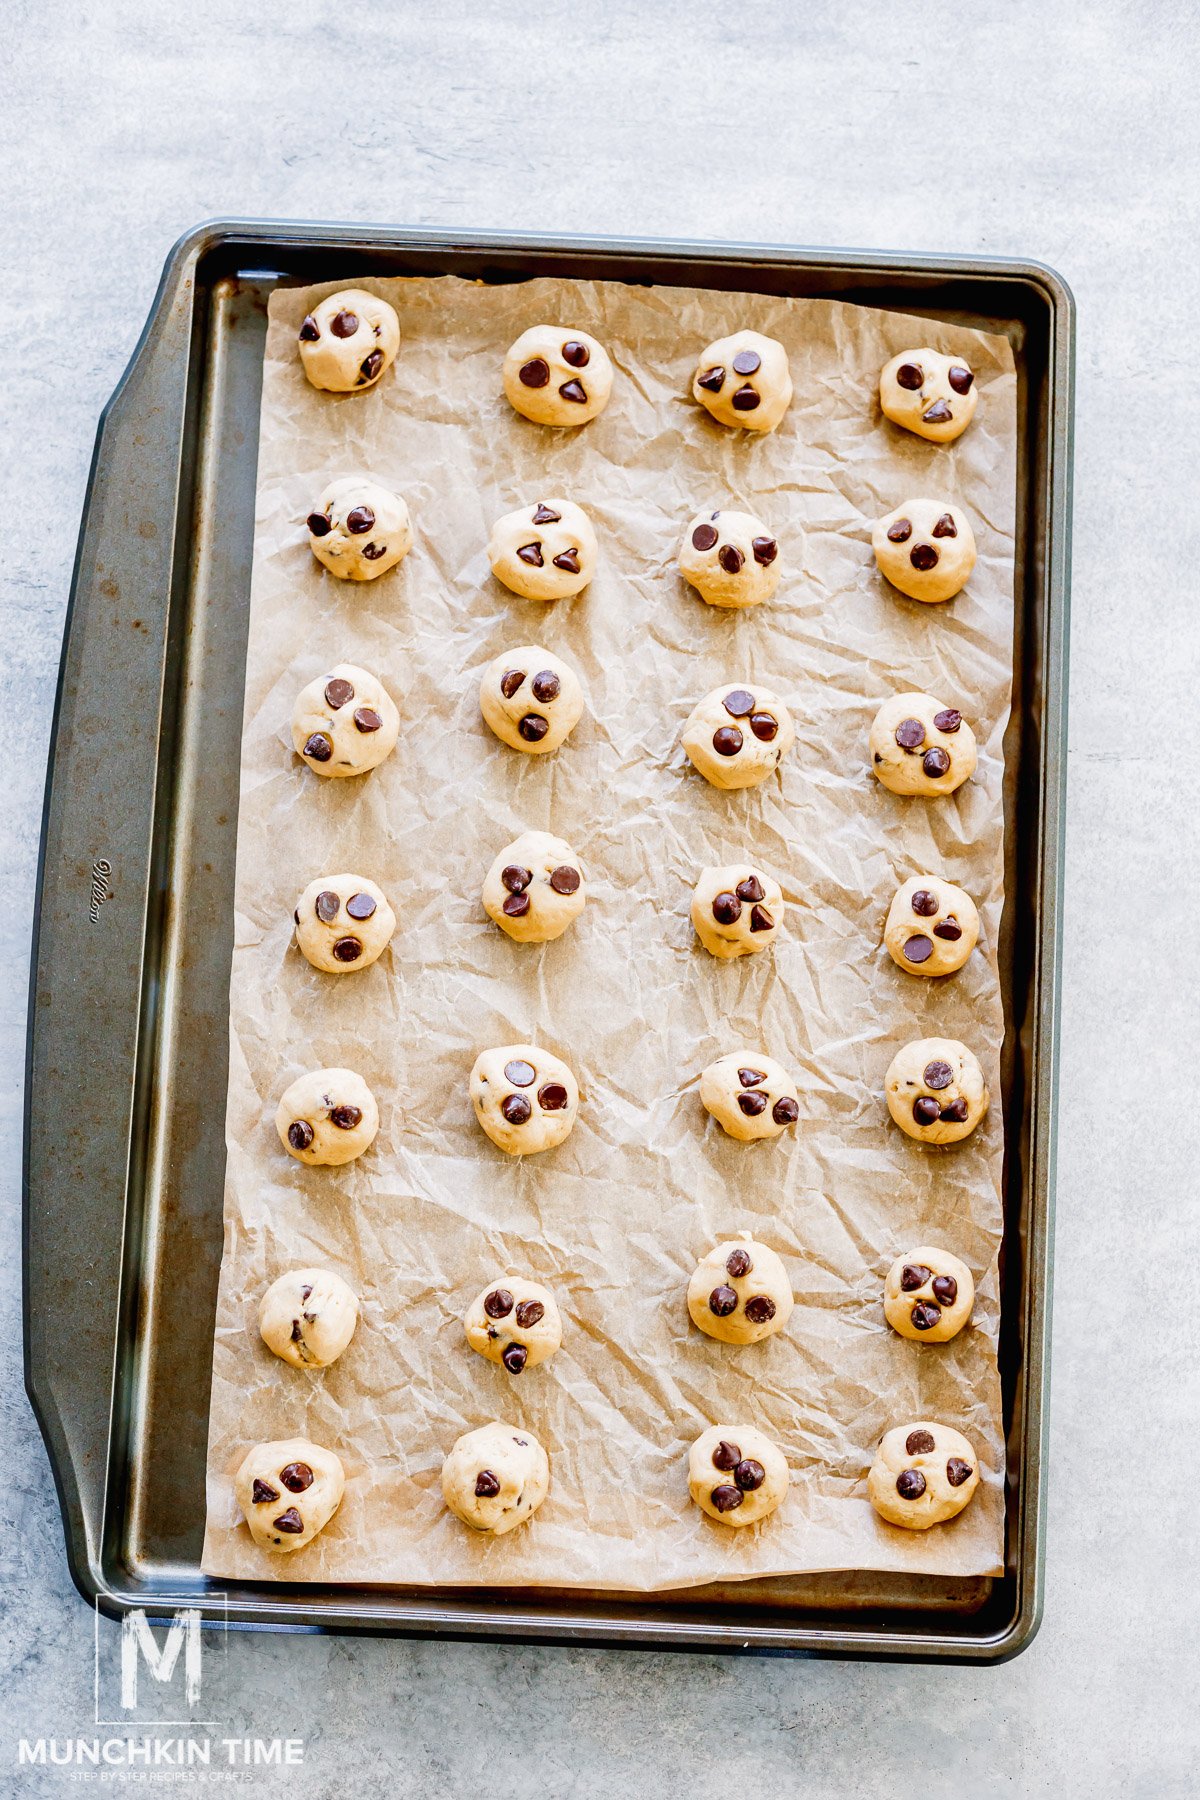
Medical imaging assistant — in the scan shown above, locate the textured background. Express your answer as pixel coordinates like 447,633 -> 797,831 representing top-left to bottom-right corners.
2,1 -> 1197,1794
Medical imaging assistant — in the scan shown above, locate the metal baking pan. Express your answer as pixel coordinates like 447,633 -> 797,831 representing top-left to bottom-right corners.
25,220 -> 1071,1660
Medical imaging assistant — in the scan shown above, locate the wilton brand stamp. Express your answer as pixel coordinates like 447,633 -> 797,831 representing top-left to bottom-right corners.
89,858 -> 112,922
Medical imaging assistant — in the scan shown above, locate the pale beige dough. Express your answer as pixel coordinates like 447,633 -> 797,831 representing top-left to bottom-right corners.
502,325 -> 613,427
692,330 -> 792,433
470,1044 -> 579,1155
868,1421 -> 980,1529
688,1424 -> 789,1527
872,497 -> 977,603
291,662 -> 400,778
464,1276 -> 563,1374
259,1267 -> 360,1367
274,1067 -> 379,1166
884,875 -> 979,977
869,692 -> 977,797
482,830 -> 585,943
691,863 -> 783,958
699,1052 -> 800,1143
879,347 -> 978,443
488,498 -> 598,600
307,476 -> 412,581
479,645 -> 585,755
682,682 -> 794,790
235,1438 -> 345,1552
294,874 -> 395,974
441,1421 -> 550,1535
678,507 -> 781,608
885,1037 -> 989,1146
883,1247 -> 975,1344
686,1235 -> 794,1344
297,288 -> 400,394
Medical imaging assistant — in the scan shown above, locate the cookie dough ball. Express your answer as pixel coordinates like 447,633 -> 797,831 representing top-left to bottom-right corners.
873,498 -> 976,603
678,508 -> 781,608
682,683 -> 794,790
692,331 -> 792,433
441,1421 -> 550,1535
470,1044 -> 579,1155
885,875 -> 980,977
885,1038 -> 989,1146
259,1267 -> 360,1367
502,326 -> 613,427
482,830 -> 585,943
879,348 -> 978,443
292,663 -> 400,777
235,1438 -> 345,1552
489,498 -> 598,600
294,874 -> 395,974
465,1277 -> 562,1374
275,1068 -> 379,1166
868,1422 -> 980,1529
307,477 -> 412,581
700,1052 -> 800,1142
297,289 -> 400,394
691,864 -> 783,959
688,1424 -> 789,1527
479,645 -> 585,754
687,1236 -> 793,1344
884,1248 -> 975,1343
869,693 -> 977,797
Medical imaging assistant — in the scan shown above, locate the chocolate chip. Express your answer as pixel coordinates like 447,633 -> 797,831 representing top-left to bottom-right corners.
731,386 -> 760,411
903,934 -> 933,964
735,875 -> 764,903
287,1120 -> 314,1152
711,1483 -> 744,1512
532,504 -> 561,523
725,1247 -> 753,1278
718,544 -> 744,574
515,1300 -> 545,1329
537,1082 -> 569,1111
711,891 -> 741,925
484,1288 -> 514,1318
294,909 -> 300,925
711,1439 -> 741,1471
729,349 -> 761,377
519,358 -> 550,388
772,1096 -> 799,1125
359,350 -> 383,383
346,506 -> 375,534
502,865 -> 532,894
923,1060 -> 954,1090
330,1104 -> 362,1131
722,689 -> 755,717
552,549 -> 581,573
896,1470 -> 926,1501
948,365 -> 974,395
911,1302 -> 942,1331
501,1343 -> 528,1373
549,865 -> 580,894
906,1429 -> 936,1455
913,1096 -> 941,1126
332,937 -> 362,962
519,714 -> 549,743
887,517 -> 913,543
932,1275 -> 958,1306
752,536 -> 778,566
932,512 -> 958,539
273,1507 -> 305,1533
516,542 -> 544,567
475,1469 -> 501,1497
737,1068 -> 765,1088
504,1059 -> 537,1087
933,917 -> 963,941
946,1457 -> 974,1487
501,1093 -> 532,1125
744,1295 -> 777,1325
503,892 -> 530,918
307,511 -> 332,536
901,1264 -> 932,1291
749,713 -> 778,742
300,1283 -> 312,1301
895,717 -> 925,749
331,309 -> 359,338
324,677 -> 354,708
734,1457 -> 765,1490
922,747 -> 951,778
911,889 -> 939,916
252,1478 -> 279,1504
713,726 -> 743,757
280,1462 -> 314,1492
933,708 -> 962,733
749,906 -> 774,933
709,1285 -> 738,1317
940,1098 -> 970,1123
737,1091 -> 768,1117
299,316 -> 320,343
346,892 -> 377,921
315,890 -> 340,923
691,522 -> 719,551
696,366 -> 725,392
303,733 -> 333,763
558,379 -> 588,403
922,399 -> 953,424
500,669 -> 525,699
895,362 -> 923,390
354,707 -> 382,733
910,543 -> 939,571
531,670 -> 561,702
561,339 -> 590,367
361,542 -> 386,560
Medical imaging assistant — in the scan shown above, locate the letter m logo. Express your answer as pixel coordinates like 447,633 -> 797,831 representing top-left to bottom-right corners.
120,1609 -> 202,1709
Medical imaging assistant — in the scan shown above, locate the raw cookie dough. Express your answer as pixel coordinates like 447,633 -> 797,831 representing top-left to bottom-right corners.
441,1421 -> 550,1535
868,1422 -> 980,1529
470,1044 -> 579,1155
879,347 -> 978,444
482,830 -> 586,943
884,1247 -> 975,1343
688,1424 -> 789,1527
869,692 -> 978,797
275,1068 -> 380,1166
297,289 -> 400,394
502,326 -> 613,427
479,644 -> 585,754
292,663 -> 400,777
885,1038 -> 989,1146
692,330 -> 793,433
464,1277 -> 563,1374
687,1236 -> 794,1344
691,864 -> 783,958
884,875 -> 980,977
872,497 -> 977,604
234,1438 -> 346,1552
307,476 -> 412,580
259,1267 -> 360,1367
700,1052 -> 800,1142
294,874 -> 396,974
488,498 -> 598,600
678,507 -> 781,608
682,682 -> 794,790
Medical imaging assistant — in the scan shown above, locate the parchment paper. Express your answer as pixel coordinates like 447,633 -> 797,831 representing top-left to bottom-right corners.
201,273 -> 1015,1589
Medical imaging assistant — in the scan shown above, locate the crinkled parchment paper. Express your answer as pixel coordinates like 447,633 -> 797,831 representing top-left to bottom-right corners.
201,274 -> 1015,1589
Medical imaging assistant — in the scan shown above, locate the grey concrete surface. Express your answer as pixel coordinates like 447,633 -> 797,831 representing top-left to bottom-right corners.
2,1 -> 1198,1794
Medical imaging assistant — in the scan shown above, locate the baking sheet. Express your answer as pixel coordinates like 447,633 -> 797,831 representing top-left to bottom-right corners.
201,273 -> 1015,1590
